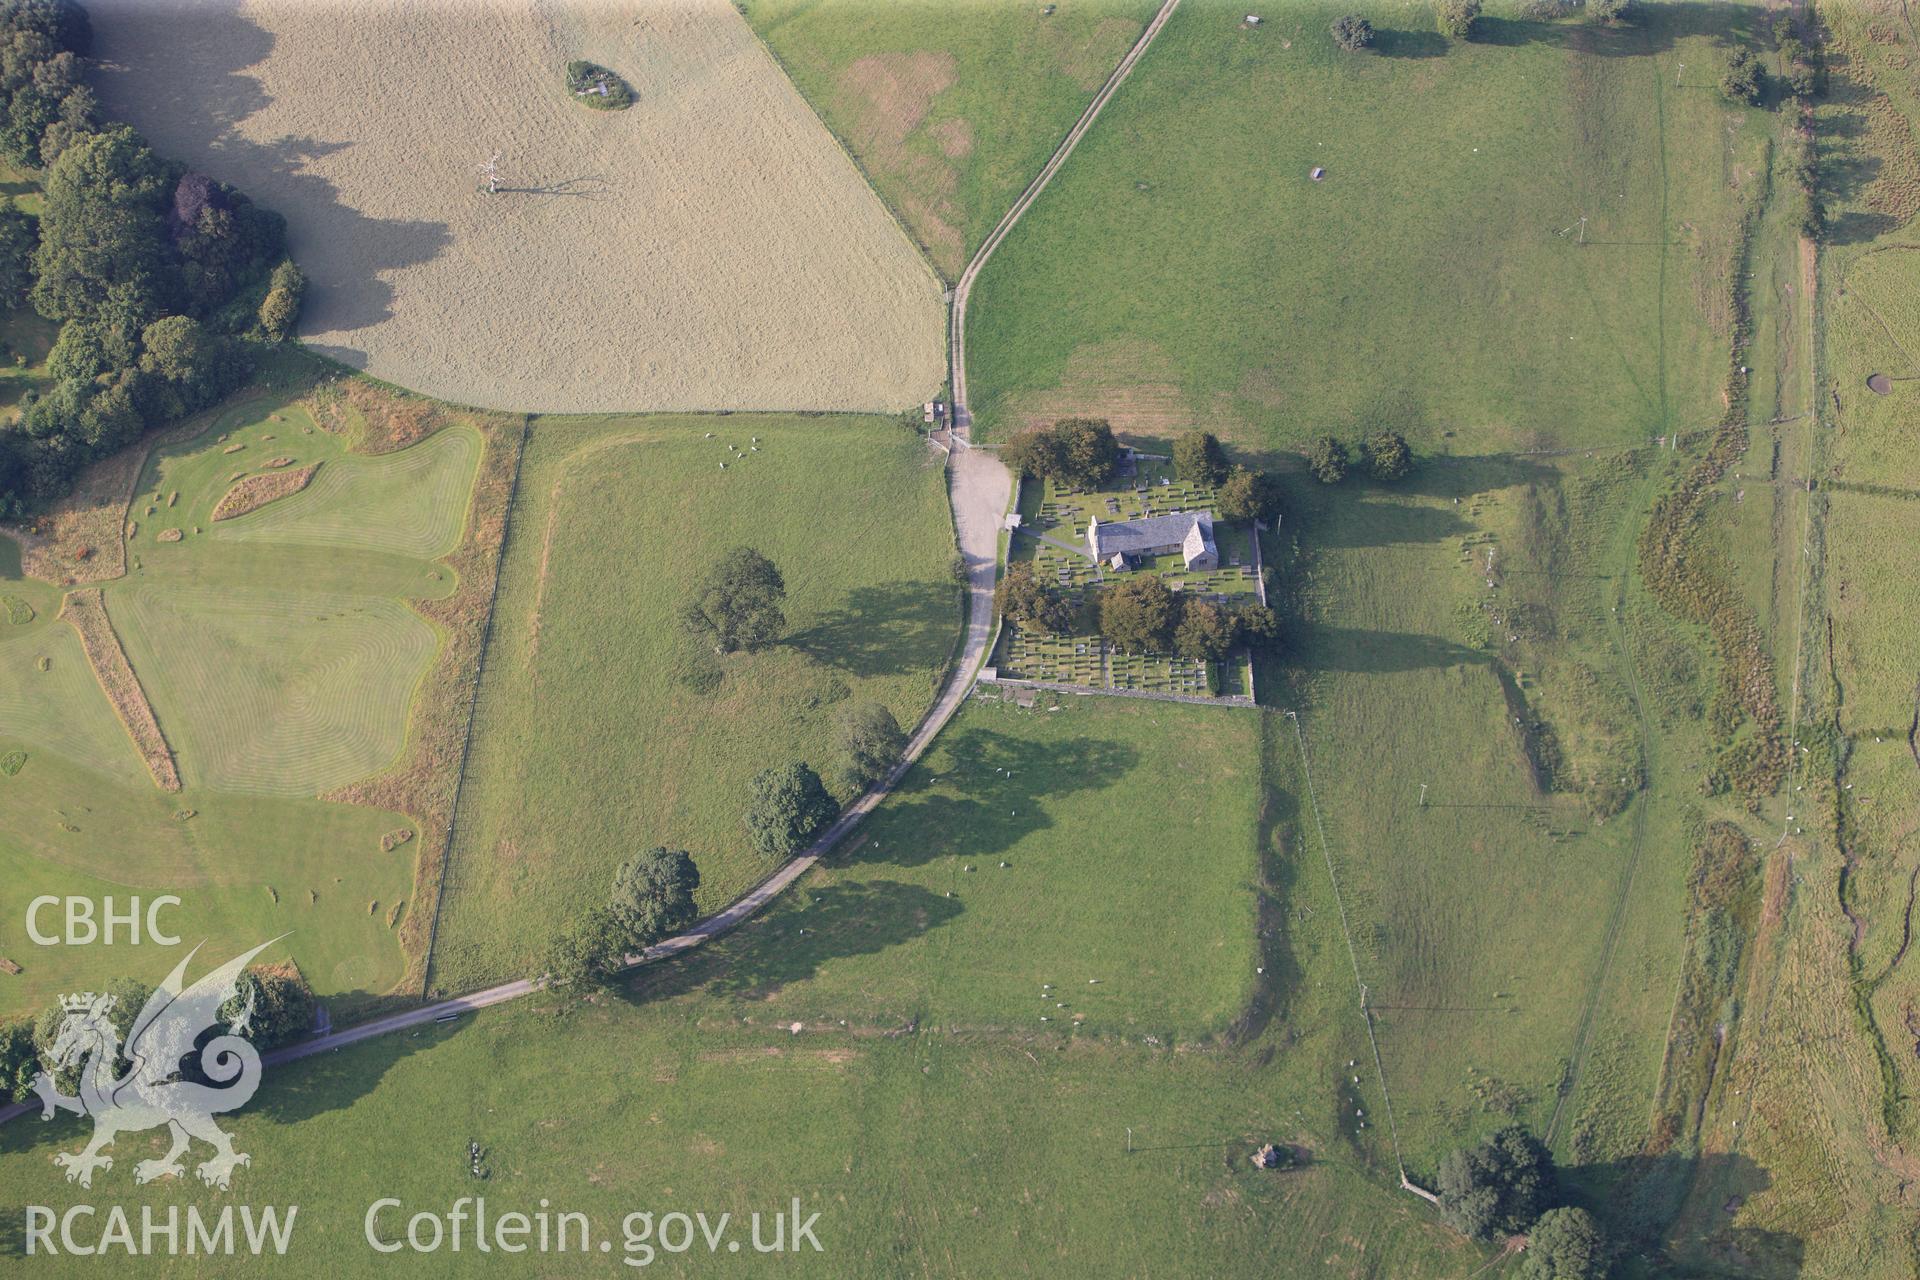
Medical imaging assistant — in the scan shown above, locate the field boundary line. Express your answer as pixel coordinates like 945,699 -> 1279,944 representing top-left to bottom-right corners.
950,0 -> 1181,433
978,674 -> 1255,708
1282,710 -> 1429,1203
1,0 -> 1161,1112
736,13 -> 955,291
418,414 -> 533,997
59,587 -> 181,793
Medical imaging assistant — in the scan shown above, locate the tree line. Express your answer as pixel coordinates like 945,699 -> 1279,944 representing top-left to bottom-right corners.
546,545 -> 924,984
1003,420 -> 1290,524
1435,1124 -> 1615,1279
999,559 -> 1278,660
0,961 -> 315,1101
1329,0 -> 1636,53
0,0 -> 305,515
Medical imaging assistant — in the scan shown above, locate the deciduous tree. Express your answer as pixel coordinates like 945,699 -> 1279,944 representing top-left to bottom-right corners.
32,124 -> 174,329
1172,429 -> 1229,485
1520,1207 -> 1612,1280
1217,464 -> 1284,521
1719,48 -> 1764,106
219,962 -> 315,1050
1099,573 -> 1176,653
1239,602 -> 1281,647
0,195 -> 34,308
1330,14 -> 1375,50
544,905 -> 628,987
680,547 -> 787,654
1057,417 -> 1120,487
1173,597 -> 1238,662
1437,1125 -> 1558,1241
999,427 -> 1064,481
1305,435 -> 1350,484
0,1016 -> 37,1102
999,418 -> 1120,489
839,702 -> 907,793
138,313 -> 248,418
608,847 -> 702,949
995,561 -> 1075,634
745,761 -> 840,863
1436,0 -> 1482,39
1361,429 -> 1413,480
258,258 -> 305,340
34,976 -> 151,1092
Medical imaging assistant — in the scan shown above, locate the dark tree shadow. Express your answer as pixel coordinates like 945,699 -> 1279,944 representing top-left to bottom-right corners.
1373,28 -> 1447,59
0,1206 -> 29,1258
1470,17 -> 1564,48
87,0 -> 452,351
1564,1151 -> 1806,1277
1288,624 -> 1491,675
1298,497 -> 1475,548
832,727 -> 1141,869
785,581 -> 957,678
1377,7 -> 1688,56
244,1003 -> 468,1126
1813,74 -> 1907,245
1390,452 -> 1557,503
613,724 -> 1139,1005
628,879 -> 964,1004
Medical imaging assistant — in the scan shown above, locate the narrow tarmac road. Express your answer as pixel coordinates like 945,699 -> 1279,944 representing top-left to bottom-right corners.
949,0 -> 1181,432
0,449 -> 1012,1122
0,0 -> 1194,1121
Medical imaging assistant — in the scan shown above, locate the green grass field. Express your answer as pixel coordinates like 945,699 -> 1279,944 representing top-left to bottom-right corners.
1700,9 -> 1920,1270
113,398 -> 478,798
965,0 -> 1766,455
0,995 -> 1479,1277
649,692 -> 1263,1037
1262,447 -> 1709,1182
10,1 -> 1914,1273
428,414 -> 961,992
744,0 -> 1158,279
112,585 -> 439,796
0,377 -> 487,1023
0,607 -> 147,787
210,429 -> 479,560
0,696 -> 1492,1277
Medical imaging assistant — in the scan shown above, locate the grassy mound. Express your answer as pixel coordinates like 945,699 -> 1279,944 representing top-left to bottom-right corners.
210,462 -> 319,521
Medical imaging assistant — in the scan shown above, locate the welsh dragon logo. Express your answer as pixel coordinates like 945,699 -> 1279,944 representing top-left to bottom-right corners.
31,937 -> 283,1190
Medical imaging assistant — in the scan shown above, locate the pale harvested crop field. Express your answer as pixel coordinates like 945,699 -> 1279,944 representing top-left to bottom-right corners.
88,0 -> 945,413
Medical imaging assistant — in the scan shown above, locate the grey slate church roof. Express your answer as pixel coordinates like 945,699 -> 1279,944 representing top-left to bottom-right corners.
1088,510 -> 1216,561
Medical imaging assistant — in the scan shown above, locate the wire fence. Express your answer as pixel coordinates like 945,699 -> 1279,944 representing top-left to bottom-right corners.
1282,710 -> 1431,1202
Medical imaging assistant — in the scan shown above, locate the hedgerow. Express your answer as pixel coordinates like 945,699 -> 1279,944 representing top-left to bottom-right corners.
1636,201 -> 1785,807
